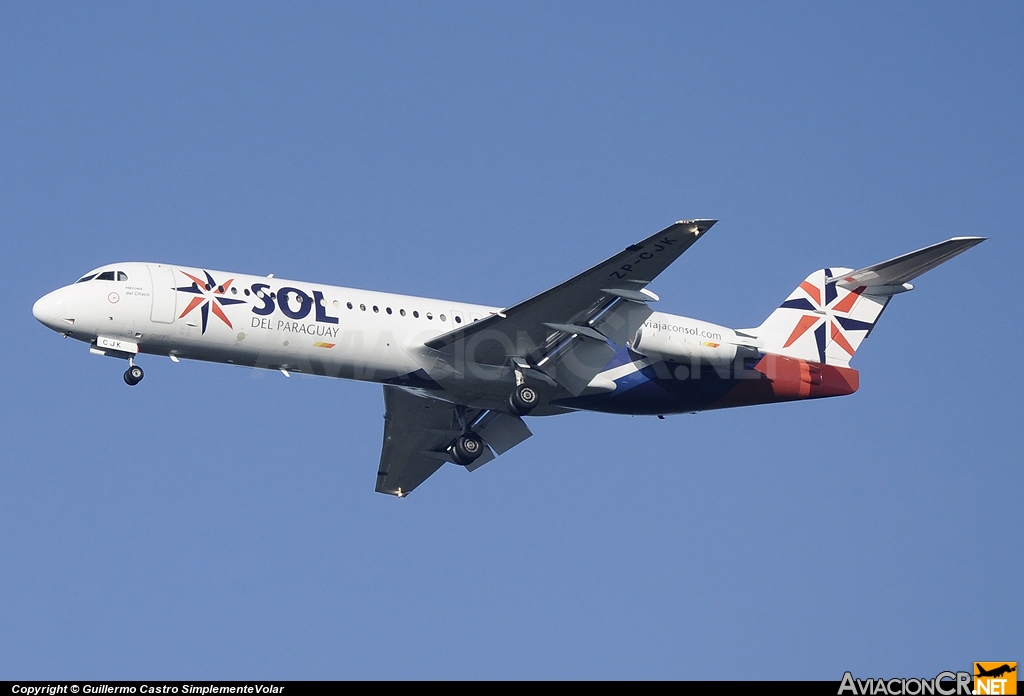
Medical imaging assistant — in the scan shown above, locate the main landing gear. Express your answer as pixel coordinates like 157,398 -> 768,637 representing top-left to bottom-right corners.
446,376 -> 540,467
123,357 -> 144,386
508,383 -> 538,416
449,432 -> 484,467
448,405 -> 486,467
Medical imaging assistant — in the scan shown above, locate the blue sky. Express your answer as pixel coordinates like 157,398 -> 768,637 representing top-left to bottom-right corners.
1,2 -> 1021,679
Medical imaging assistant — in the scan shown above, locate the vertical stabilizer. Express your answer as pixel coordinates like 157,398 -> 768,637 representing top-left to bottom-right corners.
745,237 -> 985,366
748,268 -> 890,366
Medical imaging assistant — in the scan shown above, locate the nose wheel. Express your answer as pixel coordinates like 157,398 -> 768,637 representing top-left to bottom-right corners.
124,363 -> 144,386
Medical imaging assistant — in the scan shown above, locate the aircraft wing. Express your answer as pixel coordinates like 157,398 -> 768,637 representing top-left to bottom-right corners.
424,219 -> 715,394
375,385 -> 532,497
832,237 -> 986,289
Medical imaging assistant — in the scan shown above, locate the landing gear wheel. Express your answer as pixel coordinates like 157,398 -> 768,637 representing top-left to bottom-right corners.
124,365 -> 144,386
508,383 -> 538,416
450,433 -> 484,467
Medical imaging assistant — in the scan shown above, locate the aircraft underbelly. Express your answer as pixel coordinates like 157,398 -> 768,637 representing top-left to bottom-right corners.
560,362 -> 744,415
132,314 -> 421,382
558,354 -> 859,415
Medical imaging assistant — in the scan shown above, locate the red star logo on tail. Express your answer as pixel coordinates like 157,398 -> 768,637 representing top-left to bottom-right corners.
780,274 -> 873,363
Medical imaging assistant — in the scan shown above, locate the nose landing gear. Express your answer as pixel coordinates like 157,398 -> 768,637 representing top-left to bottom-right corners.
123,358 -> 144,386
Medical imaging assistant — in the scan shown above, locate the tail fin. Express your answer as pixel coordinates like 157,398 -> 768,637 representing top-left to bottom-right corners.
746,237 -> 985,366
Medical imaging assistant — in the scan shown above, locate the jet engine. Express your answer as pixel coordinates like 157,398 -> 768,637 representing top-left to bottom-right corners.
630,324 -> 741,366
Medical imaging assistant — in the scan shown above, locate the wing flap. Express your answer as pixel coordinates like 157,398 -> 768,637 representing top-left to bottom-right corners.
474,411 -> 533,455
462,445 -> 496,472
537,335 -> 617,396
589,296 -> 653,346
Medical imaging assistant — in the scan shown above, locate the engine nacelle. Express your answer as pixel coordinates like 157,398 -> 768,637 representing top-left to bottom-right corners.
630,320 -> 740,366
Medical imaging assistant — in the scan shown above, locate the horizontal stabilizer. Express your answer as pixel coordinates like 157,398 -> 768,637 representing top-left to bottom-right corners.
832,237 -> 985,290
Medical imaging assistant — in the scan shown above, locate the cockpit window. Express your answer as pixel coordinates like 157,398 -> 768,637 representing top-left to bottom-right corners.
78,270 -> 127,282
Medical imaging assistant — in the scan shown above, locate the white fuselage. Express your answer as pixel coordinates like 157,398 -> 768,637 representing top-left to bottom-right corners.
33,261 -> 743,410
33,228 -> 971,496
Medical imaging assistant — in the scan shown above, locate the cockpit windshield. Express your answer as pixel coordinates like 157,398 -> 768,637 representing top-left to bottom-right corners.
75,270 -> 128,283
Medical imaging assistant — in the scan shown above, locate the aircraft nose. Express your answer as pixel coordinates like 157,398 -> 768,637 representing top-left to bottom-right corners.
33,289 -> 69,331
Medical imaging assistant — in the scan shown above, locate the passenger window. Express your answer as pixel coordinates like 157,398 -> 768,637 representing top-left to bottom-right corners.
96,271 -> 116,281
117,271 -> 128,281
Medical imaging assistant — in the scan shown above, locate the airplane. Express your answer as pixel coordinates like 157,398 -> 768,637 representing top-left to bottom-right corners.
32,220 -> 984,497
976,664 -> 1017,679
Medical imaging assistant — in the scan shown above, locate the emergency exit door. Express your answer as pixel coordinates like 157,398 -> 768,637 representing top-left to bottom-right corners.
147,264 -> 177,323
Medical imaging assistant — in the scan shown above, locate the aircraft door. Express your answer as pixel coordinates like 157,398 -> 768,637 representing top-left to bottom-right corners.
147,264 -> 177,323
